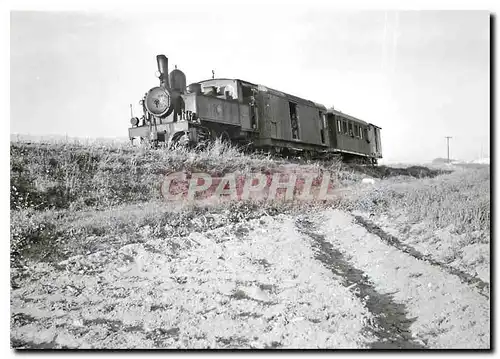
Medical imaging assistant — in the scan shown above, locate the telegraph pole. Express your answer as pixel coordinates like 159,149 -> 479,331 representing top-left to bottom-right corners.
445,136 -> 452,163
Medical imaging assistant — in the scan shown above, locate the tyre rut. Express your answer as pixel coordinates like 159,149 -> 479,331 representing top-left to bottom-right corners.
353,215 -> 489,299
296,217 -> 425,349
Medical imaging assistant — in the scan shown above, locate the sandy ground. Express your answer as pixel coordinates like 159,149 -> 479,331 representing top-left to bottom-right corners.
311,210 -> 489,349
11,210 -> 489,349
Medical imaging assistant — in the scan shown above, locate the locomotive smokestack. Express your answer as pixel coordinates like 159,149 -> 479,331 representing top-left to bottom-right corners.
156,55 -> 169,88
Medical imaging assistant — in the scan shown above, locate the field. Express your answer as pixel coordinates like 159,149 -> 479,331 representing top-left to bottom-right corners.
10,140 -> 490,349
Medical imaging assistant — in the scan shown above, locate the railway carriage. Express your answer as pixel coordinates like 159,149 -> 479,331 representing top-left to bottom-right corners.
128,54 -> 382,164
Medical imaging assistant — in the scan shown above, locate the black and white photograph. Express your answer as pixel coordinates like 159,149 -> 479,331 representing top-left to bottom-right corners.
8,2 -> 492,350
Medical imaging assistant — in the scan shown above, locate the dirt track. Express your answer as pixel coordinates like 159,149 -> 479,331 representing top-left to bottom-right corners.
11,210 -> 490,349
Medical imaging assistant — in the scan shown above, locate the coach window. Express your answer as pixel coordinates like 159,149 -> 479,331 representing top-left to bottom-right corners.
289,102 -> 300,140
359,126 -> 363,139
348,122 -> 353,136
354,124 -> 359,138
364,128 -> 369,141
337,119 -> 342,133
342,120 -> 348,135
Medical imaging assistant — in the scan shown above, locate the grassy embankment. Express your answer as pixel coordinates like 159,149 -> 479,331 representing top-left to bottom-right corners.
10,140 -> 489,278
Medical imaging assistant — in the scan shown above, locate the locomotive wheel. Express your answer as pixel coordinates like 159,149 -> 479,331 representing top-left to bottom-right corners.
192,127 -> 212,150
178,132 -> 190,147
213,130 -> 231,143
170,131 -> 190,149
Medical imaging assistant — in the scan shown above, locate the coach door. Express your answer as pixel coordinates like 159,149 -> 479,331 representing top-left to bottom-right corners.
327,114 -> 337,148
263,93 -> 279,139
367,125 -> 377,155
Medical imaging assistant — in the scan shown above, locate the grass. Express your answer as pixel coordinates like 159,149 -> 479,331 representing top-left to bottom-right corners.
10,139 -> 282,211
10,139 -> 490,275
342,166 -> 490,235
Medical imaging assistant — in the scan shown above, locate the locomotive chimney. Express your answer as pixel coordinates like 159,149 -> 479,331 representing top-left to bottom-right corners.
156,54 -> 170,88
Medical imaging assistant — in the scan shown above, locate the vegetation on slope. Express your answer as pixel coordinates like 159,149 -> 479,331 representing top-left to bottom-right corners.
10,140 -> 490,277
343,167 -> 490,235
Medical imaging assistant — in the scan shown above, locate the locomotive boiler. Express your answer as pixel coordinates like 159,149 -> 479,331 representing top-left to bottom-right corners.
128,54 -> 383,164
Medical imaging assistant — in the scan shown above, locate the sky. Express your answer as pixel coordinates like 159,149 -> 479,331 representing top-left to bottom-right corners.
10,8 -> 490,163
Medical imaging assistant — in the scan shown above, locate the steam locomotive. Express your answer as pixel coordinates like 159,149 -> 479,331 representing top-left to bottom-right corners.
128,54 -> 383,163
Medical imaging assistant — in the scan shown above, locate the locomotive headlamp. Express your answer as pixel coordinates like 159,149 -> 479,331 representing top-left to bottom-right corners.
154,70 -> 161,78
145,86 -> 172,116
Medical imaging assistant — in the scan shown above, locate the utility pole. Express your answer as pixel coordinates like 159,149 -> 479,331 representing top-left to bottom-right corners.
445,136 -> 452,163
